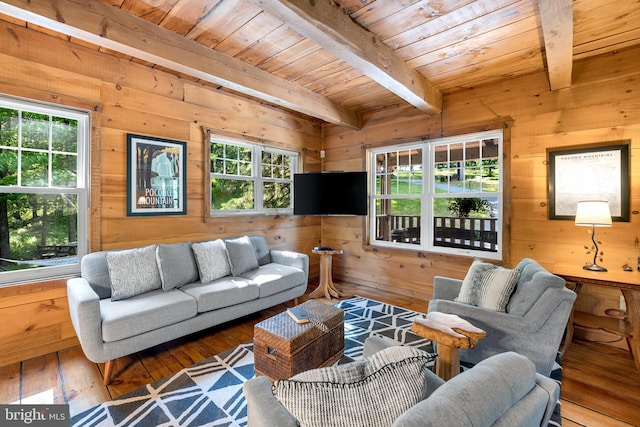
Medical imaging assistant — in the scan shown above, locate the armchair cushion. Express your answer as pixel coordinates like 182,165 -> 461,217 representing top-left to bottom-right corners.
272,346 -> 432,427
455,259 -> 521,312
507,258 -> 565,316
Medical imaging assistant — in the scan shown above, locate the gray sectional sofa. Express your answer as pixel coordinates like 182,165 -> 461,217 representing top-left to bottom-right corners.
67,235 -> 308,384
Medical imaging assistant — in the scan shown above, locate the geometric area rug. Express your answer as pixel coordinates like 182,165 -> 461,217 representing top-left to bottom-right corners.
70,296 -> 561,426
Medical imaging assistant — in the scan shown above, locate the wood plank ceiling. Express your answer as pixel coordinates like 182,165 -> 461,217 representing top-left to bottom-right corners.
1,0 -> 639,129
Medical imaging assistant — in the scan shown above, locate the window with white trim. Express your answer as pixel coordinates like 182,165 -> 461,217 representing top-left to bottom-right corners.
208,137 -> 298,215
0,96 -> 89,285
370,130 -> 504,260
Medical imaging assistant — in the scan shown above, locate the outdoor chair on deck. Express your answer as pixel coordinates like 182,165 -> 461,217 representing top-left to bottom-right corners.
391,227 -> 420,244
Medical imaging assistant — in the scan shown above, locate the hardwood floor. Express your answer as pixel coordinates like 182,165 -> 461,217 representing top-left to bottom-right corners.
1,281 -> 639,426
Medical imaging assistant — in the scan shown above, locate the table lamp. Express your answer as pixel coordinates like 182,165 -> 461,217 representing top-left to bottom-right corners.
574,200 -> 612,272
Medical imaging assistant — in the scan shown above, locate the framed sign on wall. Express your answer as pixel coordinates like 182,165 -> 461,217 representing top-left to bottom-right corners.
126,133 -> 187,216
547,141 -> 629,221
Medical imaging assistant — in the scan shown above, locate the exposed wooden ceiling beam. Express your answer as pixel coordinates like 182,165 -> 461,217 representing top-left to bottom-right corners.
538,0 -> 573,90
0,0 -> 362,129
253,0 -> 442,115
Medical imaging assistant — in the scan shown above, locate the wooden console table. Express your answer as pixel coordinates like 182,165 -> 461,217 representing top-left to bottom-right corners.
310,248 -> 343,299
553,265 -> 640,371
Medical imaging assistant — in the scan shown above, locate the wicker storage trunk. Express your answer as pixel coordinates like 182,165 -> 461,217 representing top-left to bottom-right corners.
254,300 -> 344,380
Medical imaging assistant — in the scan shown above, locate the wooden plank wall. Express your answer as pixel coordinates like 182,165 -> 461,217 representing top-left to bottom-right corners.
322,45 -> 640,345
1,17 -> 638,365
0,18 -> 322,367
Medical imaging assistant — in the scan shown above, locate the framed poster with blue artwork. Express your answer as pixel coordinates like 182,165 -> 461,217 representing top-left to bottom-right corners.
126,133 -> 187,216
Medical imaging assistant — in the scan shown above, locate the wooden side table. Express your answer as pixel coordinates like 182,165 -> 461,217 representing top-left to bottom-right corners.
310,248 -> 343,299
412,312 -> 486,380
553,265 -> 640,371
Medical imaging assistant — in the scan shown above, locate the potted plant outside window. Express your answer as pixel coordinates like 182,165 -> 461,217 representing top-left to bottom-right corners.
448,198 -> 490,218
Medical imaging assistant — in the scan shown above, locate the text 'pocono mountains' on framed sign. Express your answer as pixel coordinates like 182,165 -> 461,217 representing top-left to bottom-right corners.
547,141 -> 629,221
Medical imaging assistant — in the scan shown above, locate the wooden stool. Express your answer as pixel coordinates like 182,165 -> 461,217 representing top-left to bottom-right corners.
411,312 -> 486,380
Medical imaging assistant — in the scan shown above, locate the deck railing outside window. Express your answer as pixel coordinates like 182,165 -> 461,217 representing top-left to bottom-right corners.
377,214 -> 497,252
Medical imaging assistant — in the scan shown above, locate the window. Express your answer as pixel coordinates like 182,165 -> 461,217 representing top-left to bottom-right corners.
0,96 -> 89,285
208,137 -> 298,215
370,130 -> 504,260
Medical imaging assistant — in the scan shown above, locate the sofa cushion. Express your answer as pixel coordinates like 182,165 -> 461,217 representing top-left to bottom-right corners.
106,245 -> 162,301
80,251 -> 112,299
225,236 -> 259,276
191,239 -> 232,283
455,259 -> 520,312
248,235 -> 271,265
240,263 -> 305,298
100,288 -> 197,342
156,242 -> 199,291
180,277 -> 260,312
272,346 -> 431,427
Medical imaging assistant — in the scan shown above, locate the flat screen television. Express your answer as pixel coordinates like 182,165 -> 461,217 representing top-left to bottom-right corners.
294,171 -> 368,216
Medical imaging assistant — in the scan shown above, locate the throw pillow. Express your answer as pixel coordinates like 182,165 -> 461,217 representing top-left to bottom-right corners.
156,242 -> 199,290
272,346 -> 431,427
225,236 -> 259,276
106,245 -> 162,301
455,258 -> 521,312
191,239 -> 231,283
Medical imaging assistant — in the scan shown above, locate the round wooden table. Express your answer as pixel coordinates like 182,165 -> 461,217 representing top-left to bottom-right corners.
310,248 -> 343,299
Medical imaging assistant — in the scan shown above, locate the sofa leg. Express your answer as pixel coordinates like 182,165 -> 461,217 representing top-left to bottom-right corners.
103,360 -> 115,386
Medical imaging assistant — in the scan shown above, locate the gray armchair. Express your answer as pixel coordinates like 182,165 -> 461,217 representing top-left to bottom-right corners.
428,258 -> 576,376
243,336 -> 560,427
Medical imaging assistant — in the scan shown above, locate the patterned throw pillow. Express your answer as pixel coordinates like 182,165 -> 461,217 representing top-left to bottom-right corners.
455,259 -> 521,312
225,236 -> 259,276
272,346 -> 431,427
191,239 -> 232,283
106,245 -> 162,301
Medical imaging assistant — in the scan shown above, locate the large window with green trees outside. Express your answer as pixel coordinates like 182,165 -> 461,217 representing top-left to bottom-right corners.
370,130 -> 503,260
209,137 -> 298,215
0,96 -> 89,285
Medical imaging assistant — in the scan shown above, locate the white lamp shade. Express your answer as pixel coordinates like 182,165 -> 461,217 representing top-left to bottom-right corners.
574,201 -> 612,227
